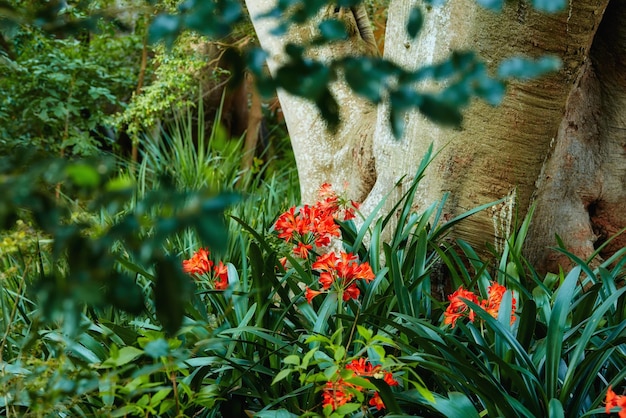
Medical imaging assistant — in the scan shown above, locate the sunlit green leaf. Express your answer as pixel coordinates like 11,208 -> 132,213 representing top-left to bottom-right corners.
65,163 -> 100,188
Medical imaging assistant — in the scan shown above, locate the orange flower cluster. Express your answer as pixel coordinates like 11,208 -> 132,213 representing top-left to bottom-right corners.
444,282 -> 516,328
274,183 -> 359,259
182,248 -> 229,290
305,251 -> 375,303
322,358 -> 398,412
606,387 -> 626,417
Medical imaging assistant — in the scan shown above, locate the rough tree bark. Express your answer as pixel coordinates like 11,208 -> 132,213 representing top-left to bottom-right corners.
246,0 -> 625,272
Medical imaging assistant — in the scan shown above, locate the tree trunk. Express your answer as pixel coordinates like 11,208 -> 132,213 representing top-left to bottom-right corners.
525,0 -> 626,272
247,0 -> 625,271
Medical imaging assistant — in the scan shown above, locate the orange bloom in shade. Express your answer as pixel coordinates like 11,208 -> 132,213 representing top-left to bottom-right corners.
318,182 -> 335,200
346,358 -> 380,376
312,252 -> 338,271
606,387 -> 626,417
182,248 -> 212,276
278,257 -> 287,269
384,372 -> 399,386
321,379 -> 353,411
369,391 -> 385,411
305,287 -> 323,304
444,287 -> 479,328
274,183 -> 361,258
482,282 -> 517,325
311,251 -> 374,302
213,261 -> 229,290
343,283 -> 360,301
321,357 -> 396,413
444,283 -> 517,328
319,272 -> 334,289
293,242 -> 313,259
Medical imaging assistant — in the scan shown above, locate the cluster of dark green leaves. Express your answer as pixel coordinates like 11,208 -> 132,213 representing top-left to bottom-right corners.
0,0 -> 132,38
0,149 -> 238,336
148,0 -> 243,47
247,0 -> 563,136
0,1 -> 145,156
0,36 -> 138,155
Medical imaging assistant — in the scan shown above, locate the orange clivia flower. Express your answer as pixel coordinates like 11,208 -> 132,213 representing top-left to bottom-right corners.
444,283 -> 517,328
346,358 -> 380,376
213,261 -> 229,290
278,257 -> 287,269
606,387 -> 626,417
321,357 -> 396,413
443,287 -> 479,328
274,183 -> 360,258
182,248 -> 213,276
369,391 -> 385,411
182,249 -> 231,290
482,282 -> 517,325
343,284 -> 360,301
319,272 -> 334,290
310,251 -> 374,303
384,372 -> 399,386
312,252 -> 338,271
321,379 -> 353,411
305,287 -> 323,304
274,206 -> 305,242
293,242 -> 313,259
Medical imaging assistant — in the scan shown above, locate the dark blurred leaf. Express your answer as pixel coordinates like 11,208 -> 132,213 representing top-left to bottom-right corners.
284,43 -> 305,59
419,95 -> 462,127
532,0 -> 566,13
473,75 -> 505,106
148,14 -> 181,47
275,59 -> 332,100
389,105 -> 407,139
389,87 -> 422,138
343,57 -> 388,103
108,273 -> 144,314
144,338 -> 170,359
184,0 -> 241,37
318,19 -> 348,41
292,0 -> 327,23
498,56 -> 561,80
247,48 -> 268,76
315,88 -> 340,131
155,256 -> 192,335
407,6 -> 423,38
222,48 -> 245,86
476,0 -> 503,10
337,0 -> 362,7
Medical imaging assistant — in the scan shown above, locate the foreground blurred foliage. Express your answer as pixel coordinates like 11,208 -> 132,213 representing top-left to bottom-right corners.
1,0 -> 624,417
0,147 -> 239,337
